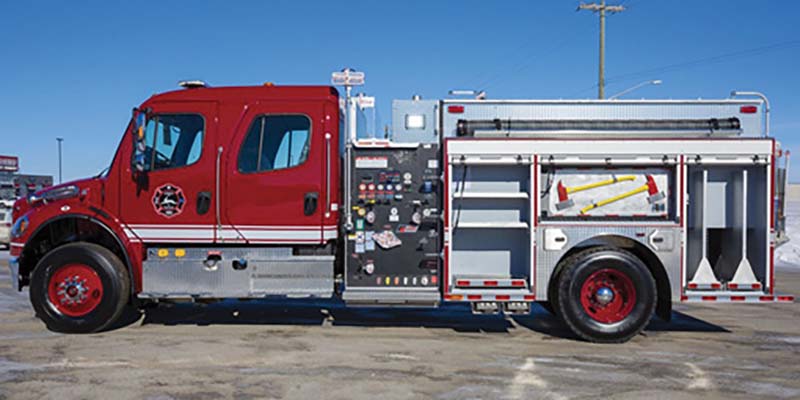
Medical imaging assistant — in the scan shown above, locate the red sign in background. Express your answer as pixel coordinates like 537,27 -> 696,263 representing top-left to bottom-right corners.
0,155 -> 19,172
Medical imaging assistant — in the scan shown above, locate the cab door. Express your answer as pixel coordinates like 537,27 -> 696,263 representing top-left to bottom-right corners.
222,101 -> 326,244
119,101 -> 218,243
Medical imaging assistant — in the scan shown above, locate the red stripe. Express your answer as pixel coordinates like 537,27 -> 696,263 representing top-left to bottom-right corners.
679,155 -> 685,228
532,155 -> 538,296
771,139 -> 776,295
467,295 -> 482,300
770,246 -> 775,295
496,295 -> 511,301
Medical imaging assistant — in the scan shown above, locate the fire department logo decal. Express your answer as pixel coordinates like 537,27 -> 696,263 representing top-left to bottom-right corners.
152,183 -> 185,218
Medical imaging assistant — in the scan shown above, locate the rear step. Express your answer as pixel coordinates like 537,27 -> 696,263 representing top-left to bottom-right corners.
472,301 -> 531,315
686,282 -> 763,290
682,291 -> 794,303
454,276 -> 529,289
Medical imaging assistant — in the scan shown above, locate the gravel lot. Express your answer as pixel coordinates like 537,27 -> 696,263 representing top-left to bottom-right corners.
0,251 -> 798,400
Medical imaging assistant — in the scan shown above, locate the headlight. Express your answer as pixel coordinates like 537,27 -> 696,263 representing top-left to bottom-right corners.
11,215 -> 29,239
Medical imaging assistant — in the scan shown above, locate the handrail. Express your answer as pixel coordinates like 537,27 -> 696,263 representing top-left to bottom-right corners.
730,91 -> 770,137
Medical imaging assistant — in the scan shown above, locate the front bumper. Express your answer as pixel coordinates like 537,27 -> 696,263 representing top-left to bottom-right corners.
9,256 -> 19,291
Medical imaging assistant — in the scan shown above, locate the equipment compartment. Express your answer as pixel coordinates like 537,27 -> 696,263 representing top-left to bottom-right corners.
448,162 -> 534,289
540,166 -> 675,220
686,165 -> 769,291
344,143 -> 441,301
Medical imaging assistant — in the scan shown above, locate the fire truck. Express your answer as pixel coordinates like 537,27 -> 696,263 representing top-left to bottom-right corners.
8,70 -> 794,343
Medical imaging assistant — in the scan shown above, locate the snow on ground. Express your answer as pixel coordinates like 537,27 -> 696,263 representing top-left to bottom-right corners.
776,201 -> 800,268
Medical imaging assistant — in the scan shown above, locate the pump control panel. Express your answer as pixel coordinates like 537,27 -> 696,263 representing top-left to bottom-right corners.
346,143 -> 441,291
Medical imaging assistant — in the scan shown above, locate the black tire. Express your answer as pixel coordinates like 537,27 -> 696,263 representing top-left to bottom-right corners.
29,242 -> 130,333
554,247 -> 656,343
541,265 -> 566,317
537,301 -> 556,315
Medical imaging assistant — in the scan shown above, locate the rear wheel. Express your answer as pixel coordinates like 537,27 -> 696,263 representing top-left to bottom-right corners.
30,242 -> 130,333
554,247 -> 656,343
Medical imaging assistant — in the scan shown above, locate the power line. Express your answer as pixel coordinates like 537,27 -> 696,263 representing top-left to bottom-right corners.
568,39 -> 800,97
606,40 -> 800,83
464,22 -> 590,93
475,29 -> 586,92
578,1 -> 626,99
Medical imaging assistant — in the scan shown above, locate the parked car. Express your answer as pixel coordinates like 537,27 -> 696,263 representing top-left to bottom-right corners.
0,208 -> 10,249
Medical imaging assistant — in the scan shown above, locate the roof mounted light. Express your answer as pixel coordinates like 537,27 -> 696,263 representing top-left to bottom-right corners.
178,80 -> 208,89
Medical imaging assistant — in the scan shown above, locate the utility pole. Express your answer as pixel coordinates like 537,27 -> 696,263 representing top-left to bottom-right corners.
578,1 -> 625,99
56,137 -> 63,184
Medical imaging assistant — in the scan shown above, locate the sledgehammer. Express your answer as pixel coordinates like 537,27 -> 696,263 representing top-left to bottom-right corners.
644,175 -> 665,204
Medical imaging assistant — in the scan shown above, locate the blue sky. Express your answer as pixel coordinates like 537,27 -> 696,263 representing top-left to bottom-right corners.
1,1 -> 798,181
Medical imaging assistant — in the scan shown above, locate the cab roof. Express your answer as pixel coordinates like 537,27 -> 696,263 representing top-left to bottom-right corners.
143,85 -> 339,104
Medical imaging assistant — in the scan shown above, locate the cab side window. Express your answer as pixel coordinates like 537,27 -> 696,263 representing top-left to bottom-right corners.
238,115 -> 311,173
140,114 -> 204,171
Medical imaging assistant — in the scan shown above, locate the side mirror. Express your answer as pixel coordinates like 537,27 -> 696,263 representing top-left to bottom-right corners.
132,112 -> 148,173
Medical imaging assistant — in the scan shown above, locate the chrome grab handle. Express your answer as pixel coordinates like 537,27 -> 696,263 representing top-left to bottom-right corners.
216,146 -> 223,240
325,133 -> 331,218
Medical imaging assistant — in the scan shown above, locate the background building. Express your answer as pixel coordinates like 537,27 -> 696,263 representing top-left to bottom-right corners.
0,155 -> 53,201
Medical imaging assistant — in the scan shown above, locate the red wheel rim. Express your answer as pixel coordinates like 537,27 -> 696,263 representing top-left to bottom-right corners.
47,264 -> 104,317
579,268 -> 636,324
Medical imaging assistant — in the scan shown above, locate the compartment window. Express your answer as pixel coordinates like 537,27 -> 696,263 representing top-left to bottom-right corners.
238,115 -> 311,173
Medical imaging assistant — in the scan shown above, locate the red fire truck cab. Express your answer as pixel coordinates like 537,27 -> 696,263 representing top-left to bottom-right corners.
8,78 -> 794,342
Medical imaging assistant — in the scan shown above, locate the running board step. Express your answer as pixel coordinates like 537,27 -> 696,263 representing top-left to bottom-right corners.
342,288 -> 440,306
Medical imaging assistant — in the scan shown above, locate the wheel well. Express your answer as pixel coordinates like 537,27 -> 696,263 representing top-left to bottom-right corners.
19,216 -> 132,295
549,235 -> 672,321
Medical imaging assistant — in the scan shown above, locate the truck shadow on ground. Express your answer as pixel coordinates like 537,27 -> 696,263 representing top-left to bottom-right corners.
138,299 -> 729,340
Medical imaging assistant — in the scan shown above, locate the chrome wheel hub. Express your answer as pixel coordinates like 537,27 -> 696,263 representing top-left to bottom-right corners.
595,287 -> 614,305
57,275 -> 89,304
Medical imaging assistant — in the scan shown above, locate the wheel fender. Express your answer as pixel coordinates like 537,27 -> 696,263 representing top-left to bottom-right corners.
21,210 -> 140,297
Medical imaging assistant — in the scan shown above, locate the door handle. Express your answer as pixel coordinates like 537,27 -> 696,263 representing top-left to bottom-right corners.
304,192 -> 319,216
197,191 -> 211,215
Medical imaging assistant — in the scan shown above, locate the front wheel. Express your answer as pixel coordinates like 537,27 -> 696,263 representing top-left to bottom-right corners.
29,242 -> 130,333
554,247 -> 656,343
